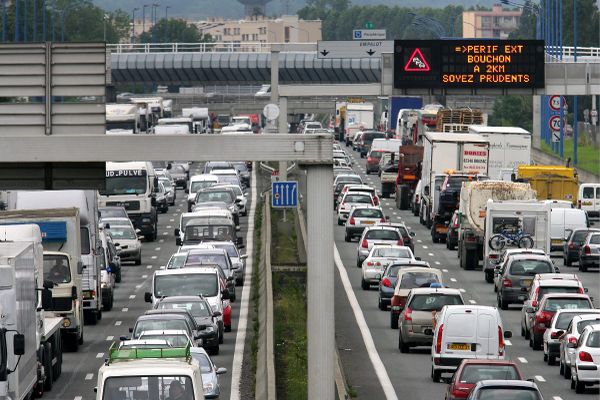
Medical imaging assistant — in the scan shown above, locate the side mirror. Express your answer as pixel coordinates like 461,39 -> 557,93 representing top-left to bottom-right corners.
521,287 -> 529,292
104,223 -> 111,230
119,335 -> 129,341
584,288 -> 589,293
144,292 -> 152,303
174,228 -> 180,237
135,228 -> 142,235
43,280 -> 54,289
216,367 -> 228,375
221,289 -> 231,300
525,306 -> 535,313
554,267 -> 560,273
424,328 -> 434,336
526,377 -> 536,382
409,232 -> 415,237
385,216 -> 390,221
77,261 -> 85,274
240,254 -> 248,260
567,341 -> 578,348
423,185 -> 430,196
185,188 -> 189,194
444,221 -> 450,226
503,330 -> 512,339
176,238 -> 182,246
128,327 -> 133,333
213,311 -> 222,317
237,237 -> 244,246
415,257 -> 422,261
13,334 -> 25,355
41,288 -> 53,310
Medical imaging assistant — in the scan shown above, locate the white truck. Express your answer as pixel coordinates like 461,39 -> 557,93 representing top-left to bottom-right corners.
344,103 -> 374,146
0,210 -> 84,352
12,191 -> 103,326
467,125 -> 532,179
130,97 -> 164,132
419,132 -> 490,230
457,181 -> 537,274
182,107 -> 210,134
0,224 -> 63,399
483,200 -> 552,277
99,161 -> 158,241
106,104 -> 140,135
95,344 -> 205,400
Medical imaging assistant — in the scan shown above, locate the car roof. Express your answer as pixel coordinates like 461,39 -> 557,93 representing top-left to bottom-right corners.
364,225 -> 399,231
144,309 -> 194,318
474,380 -> 538,389
350,205 -> 382,211
459,359 -> 519,367
370,244 -> 410,251
398,266 -> 439,274
389,260 -> 430,267
502,248 -> 545,256
572,312 -> 600,322
102,217 -> 132,224
138,329 -> 189,336
136,314 -> 189,321
190,174 -> 219,182
582,324 -> 600,333
408,287 -> 462,295
509,253 -> 551,261
156,295 -> 207,303
539,293 -> 591,302
343,191 -> 373,197
534,274 -> 580,285
154,266 -> 219,276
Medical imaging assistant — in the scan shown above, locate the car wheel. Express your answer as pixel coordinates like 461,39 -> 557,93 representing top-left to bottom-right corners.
525,326 -> 530,340
212,345 -> 220,356
431,367 -> 441,383
357,259 -> 362,268
548,355 -> 556,365
575,375 -> 585,393
485,271 -> 494,284
521,324 -> 526,337
344,233 -> 351,242
337,219 -> 343,226
497,294 -> 508,310
399,333 -> 409,353
560,360 -> 565,375
225,325 -> 231,333
543,353 -> 548,362
564,257 -> 572,266
378,297 -> 386,311
532,334 -> 542,350
564,363 -> 571,379
390,313 -> 398,329
570,373 -> 576,389
361,279 -> 369,290
579,264 -> 588,272
135,255 -> 142,266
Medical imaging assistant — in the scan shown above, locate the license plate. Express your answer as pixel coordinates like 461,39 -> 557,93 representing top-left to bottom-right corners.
363,220 -> 374,225
448,343 -> 471,351
521,279 -> 533,287
552,239 -> 563,244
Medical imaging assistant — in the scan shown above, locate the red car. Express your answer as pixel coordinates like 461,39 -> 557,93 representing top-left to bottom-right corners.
223,300 -> 232,333
445,359 -> 523,400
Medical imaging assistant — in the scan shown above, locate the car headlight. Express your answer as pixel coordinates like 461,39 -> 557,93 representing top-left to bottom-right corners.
203,382 -> 215,394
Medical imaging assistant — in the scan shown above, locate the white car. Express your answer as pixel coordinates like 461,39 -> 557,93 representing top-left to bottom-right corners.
560,312 -> 600,379
360,245 -> 414,290
544,309 -> 600,366
569,324 -> 600,393
214,183 -> 247,216
356,225 -> 402,268
337,191 -> 376,224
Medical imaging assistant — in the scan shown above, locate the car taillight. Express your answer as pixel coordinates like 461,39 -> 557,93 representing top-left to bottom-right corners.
489,254 -> 498,259
551,331 -> 563,339
367,261 -> 374,266
569,243 -> 576,249
502,278 -> 512,287
415,195 -> 419,202
451,387 -> 469,399
579,351 -> 593,362
367,157 -> 375,163
536,311 -> 553,327
349,217 -> 355,225
568,336 -> 578,344
435,324 -> 444,353
380,217 -> 386,222
375,261 -> 381,266
361,239 -> 368,248
531,300 -> 537,308
397,239 -> 403,245
381,278 -> 392,288
498,326 -> 504,356
578,287 -> 584,294
403,306 -> 412,321
584,245 -> 591,255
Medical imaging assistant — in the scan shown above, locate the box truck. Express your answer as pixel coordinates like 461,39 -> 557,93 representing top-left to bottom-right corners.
344,103 -> 374,146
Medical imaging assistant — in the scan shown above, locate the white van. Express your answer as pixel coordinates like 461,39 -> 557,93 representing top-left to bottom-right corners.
578,183 -> 600,220
550,208 -> 590,251
430,305 -> 511,382
370,138 -> 402,153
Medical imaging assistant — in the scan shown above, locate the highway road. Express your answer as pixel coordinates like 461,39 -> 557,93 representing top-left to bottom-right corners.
334,145 -> 600,400
43,163 -> 255,400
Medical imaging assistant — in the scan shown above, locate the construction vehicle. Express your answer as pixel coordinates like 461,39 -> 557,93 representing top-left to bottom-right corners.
457,181 -> 537,273
516,165 -> 579,205
395,145 -> 424,210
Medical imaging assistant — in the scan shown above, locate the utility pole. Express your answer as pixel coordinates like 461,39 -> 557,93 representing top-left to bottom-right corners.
131,8 -> 138,43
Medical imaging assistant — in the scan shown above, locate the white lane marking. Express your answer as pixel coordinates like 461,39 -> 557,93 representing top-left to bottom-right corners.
469,299 -> 477,304
106,336 -> 114,341
115,321 -> 122,326
166,225 -> 172,229
96,352 -> 104,358
121,308 -> 128,312
535,375 -> 546,382
417,239 -> 422,243
151,255 -> 158,259
335,246 -> 399,400
442,268 -> 448,272
147,265 -> 152,269
136,284 -> 143,289
450,278 -> 457,282
129,295 -> 136,299
169,219 -> 175,222
159,239 -> 164,243
459,288 -> 466,293
406,226 -> 411,230
74,397 -> 83,400
553,397 -> 563,400
518,357 -> 528,363
176,208 -> 181,212
435,262 -> 441,265
428,253 -> 434,257
505,340 -> 512,346
154,247 -> 161,251
230,166 -> 257,400
85,373 -> 94,380
142,274 -> 148,278
422,245 -> 428,249
392,212 -> 397,215
163,232 -> 168,235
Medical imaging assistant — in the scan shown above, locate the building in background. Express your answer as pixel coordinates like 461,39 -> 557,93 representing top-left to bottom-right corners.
462,4 -> 522,38
197,15 -> 321,44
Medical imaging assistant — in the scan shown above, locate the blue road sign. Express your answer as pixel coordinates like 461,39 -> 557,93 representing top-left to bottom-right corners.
272,181 -> 298,208
354,30 -> 362,39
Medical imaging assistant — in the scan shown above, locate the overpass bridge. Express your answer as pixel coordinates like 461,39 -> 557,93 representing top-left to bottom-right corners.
109,43 -> 600,96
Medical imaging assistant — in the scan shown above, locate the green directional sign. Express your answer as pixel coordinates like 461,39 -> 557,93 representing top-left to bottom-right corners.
365,22 -> 374,29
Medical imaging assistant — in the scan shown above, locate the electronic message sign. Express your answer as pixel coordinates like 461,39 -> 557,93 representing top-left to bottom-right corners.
393,39 -> 545,89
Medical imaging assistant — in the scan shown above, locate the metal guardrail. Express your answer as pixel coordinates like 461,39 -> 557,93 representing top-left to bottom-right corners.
107,42 -> 317,54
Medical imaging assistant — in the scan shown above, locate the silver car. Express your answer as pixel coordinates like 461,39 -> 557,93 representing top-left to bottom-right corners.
356,225 -> 401,268
190,346 -> 227,398
103,217 -> 143,265
559,312 -> 600,379
344,205 -> 386,243
360,245 -> 414,290
159,177 -> 176,206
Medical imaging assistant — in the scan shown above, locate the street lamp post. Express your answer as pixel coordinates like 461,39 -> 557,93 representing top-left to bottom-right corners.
164,5 -> 170,41
15,0 -> 20,42
131,8 -> 139,43
151,3 -> 158,43
142,4 -> 150,37
33,0 -> 37,41
24,0 -> 27,42
103,13 -> 108,42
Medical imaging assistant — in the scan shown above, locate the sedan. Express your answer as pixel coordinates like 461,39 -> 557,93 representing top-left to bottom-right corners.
360,245 -> 414,290
190,347 -> 228,399
103,218 -> 143,265
337,192 -> 376,225
563,228 -> 600,266
464,380 -> 543,400
579,232 -> 600,272
356,226 -> 402,267
159,177 -> 176,206
445,360 -> 523,400
559,312 -> 600,379
344,206 -> 385,242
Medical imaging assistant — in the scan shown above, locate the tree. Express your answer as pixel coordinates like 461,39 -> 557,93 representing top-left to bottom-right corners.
139,18 -> 212,43
489,95 -> 533,132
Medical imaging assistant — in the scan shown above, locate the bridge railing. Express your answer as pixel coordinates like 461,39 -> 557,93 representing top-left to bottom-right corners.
108,42 -> 320,53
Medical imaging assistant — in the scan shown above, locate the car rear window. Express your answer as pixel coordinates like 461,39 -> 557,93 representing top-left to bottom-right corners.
365,230 -> 399,240
556,311 -> 589,329
538,286 -> 580,299
353,209 -> 383,219
399,272 -> 439,289
578,319 -> 600,333
408,294 -> 463,311
459,365 -> 519,383
509,260 -> 553,276
369,151 -> 383,159
373,247 -> 411,259
477,388 -> 541,400
590,234 -> 600,244
543,298 -> 592,311
362,133 -> 385,143
572,230 -> 594,243
386,264 -> 423,277
587,332 -> 600,347
345,194 -> 372,204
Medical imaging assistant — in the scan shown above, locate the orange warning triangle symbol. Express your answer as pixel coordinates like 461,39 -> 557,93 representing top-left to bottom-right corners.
404,48 -> 431,72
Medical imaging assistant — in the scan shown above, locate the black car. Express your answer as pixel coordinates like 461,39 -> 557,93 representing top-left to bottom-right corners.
358,131 -> 386,158
446,210 -> 459,250
154,296 -> 222,355
563,228 -> 600,266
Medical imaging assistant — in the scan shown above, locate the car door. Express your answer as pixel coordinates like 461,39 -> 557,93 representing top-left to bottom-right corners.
475,310 -> 497,359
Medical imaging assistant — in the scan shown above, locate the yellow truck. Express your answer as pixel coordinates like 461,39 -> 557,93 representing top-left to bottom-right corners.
517,165 -> 579,205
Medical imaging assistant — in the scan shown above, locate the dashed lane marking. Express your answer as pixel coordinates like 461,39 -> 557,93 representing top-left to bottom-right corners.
163,232 -> 168,236
85,373 -> 94,380
459,288 -> 466,293
553,397 -> 563,400
96,353 -> 104,358
122,308 -> 128,312
142,274 -> 148,278
428,253 -> 434,257
518,357 -> 528,363
136,284 -> 143,289
129,295 -> 136,299
417,239 -> 422,243
435,262 -> 441,265
442,268 -> 448,272
469,299 -> 477,304
154,247 -> 161,251
115,321 -> 122,326
151,256 -> 158,259
535,376 -> 546,382
74,397 -> 83,400
159,239 -> 164,243
422,245 -> 428,249
450,278 -> 457,282
505,340 -> 512,346
106,336 -> 114,341
169,219 -> 175,222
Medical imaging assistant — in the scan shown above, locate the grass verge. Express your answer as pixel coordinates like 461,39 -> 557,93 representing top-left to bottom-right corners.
249,198 -> 263,395
273,272 -> 308,400
271,209 -> 299,265
540,139 -> 600,176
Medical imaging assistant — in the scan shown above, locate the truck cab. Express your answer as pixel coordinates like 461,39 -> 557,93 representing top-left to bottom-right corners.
100,161 -> 158,242
96,344 -> 205,400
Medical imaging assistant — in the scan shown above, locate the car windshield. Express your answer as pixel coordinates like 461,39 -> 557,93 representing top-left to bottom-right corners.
372,248 -> 412,258
344,194 -> 372,204
159,178 -> 172,189
184,225 -> 233,242
459,365 -> 519,383
107,225 -> 137,240
369,151 -> 383,159
133,319 -> 189,338
157,300 -> 212,318
353,209 -> 383,219
362,133 -> 385,144
186,253 -> 228,270
409,294 -> 462,311
538,286 -> 580,299
366,230 -> 399,240
543,298 -> 592,311
400,272 -> 440,289
103,376 -> 193,400
217,175 -> 240,186
578,319 -> 600,333
167,254 -> 187,269
387,264 -> 422,277
211,243 -> 239,258
196,191 -> 232,204
590,234 -> 600,244
476,388 -> 541,400
102,175 -> 147,195
43,254 -> 71,284
100,209 -> 127,218
572,230 -> 595,243
509,260 -> 553,276
191,352 -> 213,373
191,181 -> 216,193
154,273 -> 218,297
337,176 -> 362,185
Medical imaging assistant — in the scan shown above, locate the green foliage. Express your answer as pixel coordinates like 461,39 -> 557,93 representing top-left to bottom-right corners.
139,18 -> 211,43
489,95 -> 533,133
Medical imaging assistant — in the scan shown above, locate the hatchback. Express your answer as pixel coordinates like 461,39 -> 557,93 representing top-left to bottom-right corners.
356,225 -> 402,267
579,232 -> 600,271
361,245 -> 414,290
444,360 -> 523,400
390,267 -> 443,329
337,192 -> 375,224
344,206 -> 386,242
543,309 -> 598,366
568,324 -> 600,393
190,346 -> 228,399
563,228 -> 600,266
377,260 -> 430,310
465,380 -> 543,400
559,312 -> 600,379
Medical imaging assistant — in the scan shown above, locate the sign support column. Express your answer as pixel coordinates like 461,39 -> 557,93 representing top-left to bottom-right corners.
271,45 -> 288,182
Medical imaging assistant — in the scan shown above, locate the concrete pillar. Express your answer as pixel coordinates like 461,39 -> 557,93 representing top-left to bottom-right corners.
271,47 -> 288,176
306,164 -> 334,400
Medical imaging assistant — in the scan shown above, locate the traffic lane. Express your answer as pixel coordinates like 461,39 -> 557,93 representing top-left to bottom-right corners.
343,148 -> 599,398
45,179 -> 253,400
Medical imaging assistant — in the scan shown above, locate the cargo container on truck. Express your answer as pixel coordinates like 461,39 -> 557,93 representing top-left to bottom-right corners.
99,162 -> 158,241
516,165 -> 579,205
419,132 -> 490,233
181,107 -> 210,134
457,181 -> 536,274
0,212 -> 83,354
106,104 -> 140,135
12,191 -> 103,326
382,97 -> 423,134
0,226 -> 62,399
344,103 -> 374,146
468,125 -> 532,179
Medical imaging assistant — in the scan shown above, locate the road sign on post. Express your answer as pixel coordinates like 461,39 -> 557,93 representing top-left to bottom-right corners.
549,95 -> 562,111
353,29 -> 386,40
317,40 -> 393,58
272,181 -> 298,208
